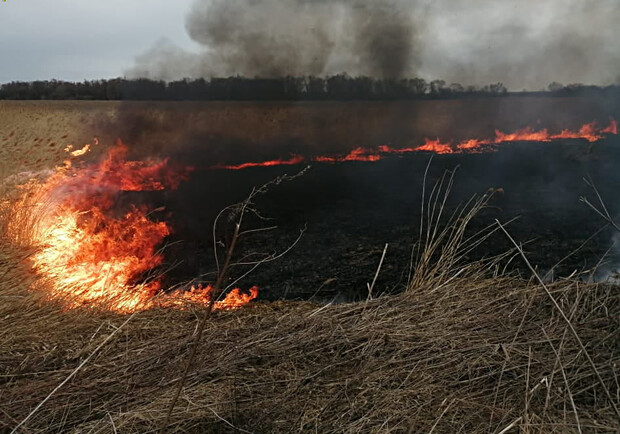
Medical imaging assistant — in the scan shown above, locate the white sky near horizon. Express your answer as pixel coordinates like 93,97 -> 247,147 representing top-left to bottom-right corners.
0,0 -> 197,82
0,0 -> 618,89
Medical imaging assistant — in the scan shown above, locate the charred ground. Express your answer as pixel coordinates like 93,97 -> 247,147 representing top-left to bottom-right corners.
2,98 -> 620,432
2,97 -> 620,301
151,137 -> 620,301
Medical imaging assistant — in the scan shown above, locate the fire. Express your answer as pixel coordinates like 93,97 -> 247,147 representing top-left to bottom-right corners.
172,285 -> 260,310
493,121 -> 610,143
494,127 -> 552,143
220,147 -> 383,168
9,141 -> 258,313
69,144 -> 91,157
314,147 -> 382,163
215,155 -> 305,170
456,138 -> 491,152
600,118 -> 617,135
377,145 -> 417,154
340,147 -> 382,162
214,118 -> 618,169
5,117 -> 617,312
414,138 -> 454,154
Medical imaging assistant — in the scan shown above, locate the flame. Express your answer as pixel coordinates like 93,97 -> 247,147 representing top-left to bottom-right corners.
494,127 -> 552,143
92,142 -> 192,191
339,147 -> 382,162
172,285 -> 260,310
70,144 -> 91,157
600,118 -> 618,135
6,118 -> 617,311
415,138 -> 454,154
213,119 -> 617,169
456,138 -> 491,152
314,147 -> 382,163
377,145 -> 417,154
9,141 -> 258,314
215,155 -> 305,170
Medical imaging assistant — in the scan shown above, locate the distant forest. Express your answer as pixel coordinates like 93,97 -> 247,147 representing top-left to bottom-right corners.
1,76 -> 619,101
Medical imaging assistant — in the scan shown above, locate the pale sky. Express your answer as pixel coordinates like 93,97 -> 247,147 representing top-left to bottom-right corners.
1,0 -> 618,89
0,0 -> 196,82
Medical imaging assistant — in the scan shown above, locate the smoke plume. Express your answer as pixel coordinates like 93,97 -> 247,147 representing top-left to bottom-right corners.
130,0 -> 420,80
129,0 -> 620,90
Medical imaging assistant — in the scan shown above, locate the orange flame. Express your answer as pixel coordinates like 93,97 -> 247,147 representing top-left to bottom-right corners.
215,155 -> 305,170
456,138 -> 491,152
494,127 -> 553,143
8,118 -> 617,311
377,145 -> 417,154
11,141 -> 258,313
314,147 -> 382,163
339,147 -> 382,162
600,118 -> 618,135
70,144 -> 91,157
414,138 -> 454,154
172,285 -> 260,310
212,119 -> 617,169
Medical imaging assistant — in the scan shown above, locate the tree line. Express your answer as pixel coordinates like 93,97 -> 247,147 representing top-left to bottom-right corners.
0,75 -> 618,101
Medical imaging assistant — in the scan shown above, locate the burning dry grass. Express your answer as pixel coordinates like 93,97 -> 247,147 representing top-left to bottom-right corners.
1,247 -> 619,433
1,171 -> 619,432
1,103 -> 619,431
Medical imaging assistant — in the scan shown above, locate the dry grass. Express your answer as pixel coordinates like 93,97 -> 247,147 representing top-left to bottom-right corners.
1,246 -> 619,433
1,176 -> 619,433
1,102 -> 619,432
2,98 -> 617,170
0,101 -> 115,179
408,164 -> 512,292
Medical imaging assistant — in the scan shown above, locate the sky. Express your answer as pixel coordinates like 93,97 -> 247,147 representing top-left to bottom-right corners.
1,0 -> 619,90
0,0 -> 196,82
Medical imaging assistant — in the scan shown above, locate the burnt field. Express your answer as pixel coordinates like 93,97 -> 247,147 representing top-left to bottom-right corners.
2,97 -> 620,301
2,98 -> 620,432
3,95 -> 620,168
160,137 -> 620,302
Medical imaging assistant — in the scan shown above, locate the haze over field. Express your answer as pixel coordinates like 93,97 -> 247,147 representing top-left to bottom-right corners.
1,0 -> 618,90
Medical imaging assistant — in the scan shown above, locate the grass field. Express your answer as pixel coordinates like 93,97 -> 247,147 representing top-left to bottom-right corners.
1,99 -> 619,432
2,96 -> 618,172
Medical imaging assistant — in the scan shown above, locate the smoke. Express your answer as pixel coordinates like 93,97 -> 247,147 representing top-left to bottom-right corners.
421,0 -> 620,90
128,0 -> 620,90
130,0 -> 421,80
350,2 -> 421,78
183,0 -> 333,77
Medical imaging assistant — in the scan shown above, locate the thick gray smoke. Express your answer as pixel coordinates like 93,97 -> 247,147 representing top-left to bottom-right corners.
420,0 -> 620,90
129,0 -> 620,90
130,0 -> 421,80
350,2 -> 421,78
184,0 -> 339,77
